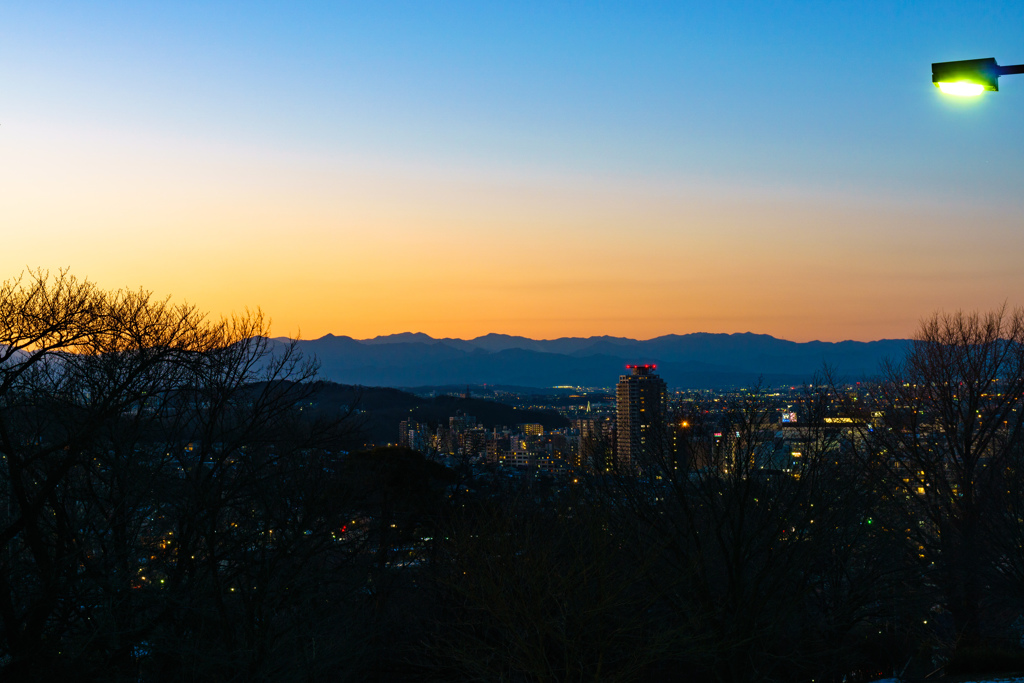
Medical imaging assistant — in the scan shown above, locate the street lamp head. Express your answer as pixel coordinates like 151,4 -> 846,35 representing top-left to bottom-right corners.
932,58 -> 999,96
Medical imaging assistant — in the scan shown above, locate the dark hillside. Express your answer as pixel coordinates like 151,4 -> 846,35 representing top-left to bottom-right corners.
304,382 -> 568,446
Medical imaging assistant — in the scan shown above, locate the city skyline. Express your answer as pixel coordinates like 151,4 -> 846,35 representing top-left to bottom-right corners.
3,2 -> 1024,343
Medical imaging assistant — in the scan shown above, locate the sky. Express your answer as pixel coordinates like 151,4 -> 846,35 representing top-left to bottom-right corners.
2,1 -> 1024,343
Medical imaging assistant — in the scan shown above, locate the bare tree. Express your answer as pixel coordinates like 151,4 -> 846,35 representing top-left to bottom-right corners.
0,270 -> 215,680
0,271 -> 360,682
596,382 -> 906,683
848,306 -> 1024,654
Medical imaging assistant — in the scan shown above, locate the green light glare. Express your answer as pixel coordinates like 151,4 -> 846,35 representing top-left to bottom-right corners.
937,81 -> 986,96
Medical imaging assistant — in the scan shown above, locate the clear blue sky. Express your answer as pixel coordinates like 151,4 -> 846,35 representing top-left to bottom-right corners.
3,2 -> 1023,341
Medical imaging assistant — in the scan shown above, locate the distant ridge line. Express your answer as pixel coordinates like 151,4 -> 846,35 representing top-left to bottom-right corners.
337,331 -> 902,346
267,332 -> 911,390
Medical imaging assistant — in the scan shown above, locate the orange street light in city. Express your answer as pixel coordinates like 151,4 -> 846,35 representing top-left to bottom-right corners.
933,57 -> 1024,96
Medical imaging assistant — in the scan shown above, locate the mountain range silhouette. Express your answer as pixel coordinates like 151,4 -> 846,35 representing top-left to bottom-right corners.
271,332 -> 910,389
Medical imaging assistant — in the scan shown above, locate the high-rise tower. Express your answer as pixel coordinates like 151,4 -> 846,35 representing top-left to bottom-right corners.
615,364 -> 667,472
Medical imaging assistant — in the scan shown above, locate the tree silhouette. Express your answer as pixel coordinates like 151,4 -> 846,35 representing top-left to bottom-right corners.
847,306 -> 1024,659
0,270 -> 358,682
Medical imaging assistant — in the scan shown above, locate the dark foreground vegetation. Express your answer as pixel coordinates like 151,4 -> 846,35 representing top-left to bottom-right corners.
3,270 -> 1024,682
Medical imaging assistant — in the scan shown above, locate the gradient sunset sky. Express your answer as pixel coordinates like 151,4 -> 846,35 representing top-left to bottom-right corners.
3,2 -> 1023,342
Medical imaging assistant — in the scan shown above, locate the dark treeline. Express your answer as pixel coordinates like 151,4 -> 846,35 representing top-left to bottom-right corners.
4,271 -> 1024,682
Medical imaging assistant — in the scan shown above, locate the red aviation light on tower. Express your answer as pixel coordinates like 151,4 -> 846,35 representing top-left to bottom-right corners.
625,364 -> 657,370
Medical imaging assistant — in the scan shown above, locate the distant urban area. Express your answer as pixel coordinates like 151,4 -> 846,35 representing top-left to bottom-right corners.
350,366 -> 853,482
4,273 -> 1024,683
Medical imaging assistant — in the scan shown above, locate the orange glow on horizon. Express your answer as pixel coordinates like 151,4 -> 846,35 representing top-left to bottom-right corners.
2,119 -> 1022,345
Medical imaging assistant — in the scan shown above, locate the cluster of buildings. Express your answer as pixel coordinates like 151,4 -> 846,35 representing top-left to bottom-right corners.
397,364 -> 685,477
398,414 -> 576,474
394,364 -> 881,481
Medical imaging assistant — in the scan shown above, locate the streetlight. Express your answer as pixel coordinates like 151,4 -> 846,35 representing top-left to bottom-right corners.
932,57 -> 1024,96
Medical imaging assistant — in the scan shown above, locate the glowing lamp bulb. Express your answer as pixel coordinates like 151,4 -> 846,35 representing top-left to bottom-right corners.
937,81 -> 986,96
